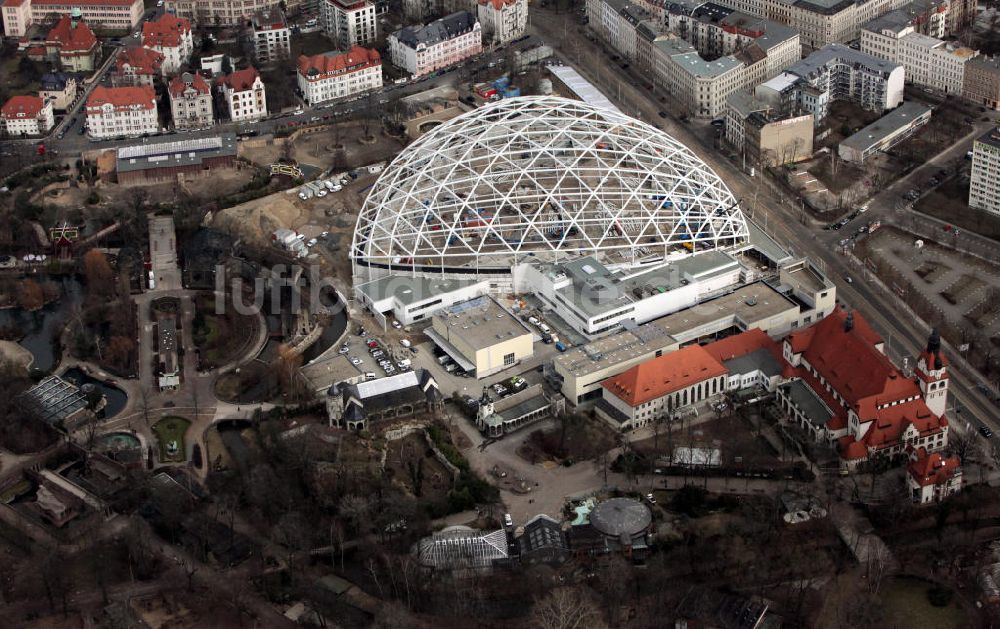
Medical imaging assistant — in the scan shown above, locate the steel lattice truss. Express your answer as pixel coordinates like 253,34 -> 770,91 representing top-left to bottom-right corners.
352,96 -> 749,280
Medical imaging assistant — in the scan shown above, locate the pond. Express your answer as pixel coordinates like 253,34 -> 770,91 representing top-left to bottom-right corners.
301,287 -> 348,364
62,366 -> 127,418
0,276 -> 82,373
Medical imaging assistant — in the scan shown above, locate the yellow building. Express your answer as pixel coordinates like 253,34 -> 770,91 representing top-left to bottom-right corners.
427,295 -> 534,378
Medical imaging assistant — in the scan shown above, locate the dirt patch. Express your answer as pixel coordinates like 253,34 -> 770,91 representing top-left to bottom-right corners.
211,192 -> 306,244
939,274 -> 985,306
915,176 -> 1000,243
914,260 -> 951,283
518,413 -> 617,463
383,432 -> 453,504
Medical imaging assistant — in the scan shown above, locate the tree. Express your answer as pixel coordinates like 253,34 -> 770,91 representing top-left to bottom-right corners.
82,249 -> 115,299
222,54 -> 233,75
531,586 -> 606,629
105,335 -> 136,373
16,279 -> 44,310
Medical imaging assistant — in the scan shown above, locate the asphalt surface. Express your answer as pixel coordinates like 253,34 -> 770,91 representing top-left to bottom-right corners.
531,8 -> 1000,439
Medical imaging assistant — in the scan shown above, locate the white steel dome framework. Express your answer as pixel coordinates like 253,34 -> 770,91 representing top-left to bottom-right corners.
352,96 -> 749,281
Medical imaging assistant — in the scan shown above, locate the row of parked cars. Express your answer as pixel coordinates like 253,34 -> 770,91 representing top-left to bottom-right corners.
524,314 -> 567,351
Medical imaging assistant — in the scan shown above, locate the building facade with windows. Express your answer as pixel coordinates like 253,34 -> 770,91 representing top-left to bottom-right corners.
320,0 -> 377,50
43,12 -> 99,72
755,44 -> 904,124
389,11 -> 482,77
218,67 -> 267,122
969,129 -> 1000,216
85,85 -> 159,140
861,14 -> 977,95
963,56 -> 1000,111
165,0 -> 280,26
907,447 -> 962,504
476,0 -> 526,44
142,13 -> 193,74
1,95 -> 54,136
38,72 -> 77,111
724,90 -> 814,165
427,295 -> 533,378
2,0 -> 143,38
838,101 -> 932,164
296,46 -> 382,106
168,72 -> 213,130
249,7 -> 290,65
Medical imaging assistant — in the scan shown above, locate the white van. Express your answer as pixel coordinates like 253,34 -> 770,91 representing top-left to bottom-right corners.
539,323 -> 551,334
364,372 -> 377,380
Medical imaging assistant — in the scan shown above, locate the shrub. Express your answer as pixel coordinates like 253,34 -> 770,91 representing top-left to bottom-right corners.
86,191 -> 100,205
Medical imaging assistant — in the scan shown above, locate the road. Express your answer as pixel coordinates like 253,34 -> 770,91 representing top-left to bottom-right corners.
530,9 -> 1000,440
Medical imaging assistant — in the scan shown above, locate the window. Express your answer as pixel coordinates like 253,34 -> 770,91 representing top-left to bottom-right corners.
503,352 -> 515,366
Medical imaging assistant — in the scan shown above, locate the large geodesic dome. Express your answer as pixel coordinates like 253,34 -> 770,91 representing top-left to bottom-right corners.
352,96 -> 748,281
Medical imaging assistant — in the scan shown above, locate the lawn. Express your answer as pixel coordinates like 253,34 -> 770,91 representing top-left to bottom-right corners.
880,577 -> 967,629
152,416 -> 191,463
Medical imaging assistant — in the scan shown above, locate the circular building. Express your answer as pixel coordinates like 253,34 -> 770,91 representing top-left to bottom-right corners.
352,96 -> 748,284
589,497 -> 652,540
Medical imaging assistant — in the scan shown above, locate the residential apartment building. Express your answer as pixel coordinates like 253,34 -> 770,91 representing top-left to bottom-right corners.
590,0 -> 800,119
477,0 -> 527,44
2,0 -> 143,37
43,13 -> 99,73
963,56 -> 1000,111
218,67 -> 267,122
38,72 -> 76,111
85,85 -> 159,140
707,0 -> 974,50
861,13 -> 976,95
755,44 -> 904,124
724,91 -> 814,165
142,13 -> 193,74
249,7 -> 290,65
969,129 -> 1000,216
1,95 -> 54,136
168,72 -> 213,130
114,47 -> 165,86
389,11 -> 482,77
297,47 -> 382,106
165,0 -> 280,26
320,0 -> 377,50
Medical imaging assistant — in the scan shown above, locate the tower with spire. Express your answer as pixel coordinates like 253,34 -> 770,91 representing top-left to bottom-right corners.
915,328 -> 949,418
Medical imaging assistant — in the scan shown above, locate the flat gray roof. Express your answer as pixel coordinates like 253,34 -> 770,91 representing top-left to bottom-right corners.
356,275 -> 480,307
745,219 -> 792,265
723,348 -> 783,377
433,295 -> 532,352
976,128 -> 1000,151
654,282 -> 797,340
840,101 -> 932,152
553,323 -> 676,378
782,379 -> 833,426
116,133 -> 237,174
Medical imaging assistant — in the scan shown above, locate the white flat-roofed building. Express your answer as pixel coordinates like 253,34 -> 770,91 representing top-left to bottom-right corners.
970,129 -> 1000,216
85,85 -> 158,140
838,101 -> 932,163
2,0 -> 143,38
249,7 -> 290,65
320,0 -> 377,49
389,11 -> 482,77
296,46 -> 382,106
166,0 -> 281,26
518,251 -> 744,339
355,276 -> 490,326
427,295 -> 533,378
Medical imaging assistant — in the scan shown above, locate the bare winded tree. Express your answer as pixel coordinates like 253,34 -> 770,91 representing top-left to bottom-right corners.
530,586 -> 606,629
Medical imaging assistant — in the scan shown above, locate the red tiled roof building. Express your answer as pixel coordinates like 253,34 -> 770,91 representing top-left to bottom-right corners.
43,13 -> 99,72
85,85 -> 159,140
114,46 -> 165,86
296,46 -> 382,106
777,309 -> 949,469
907,447 -> 961,504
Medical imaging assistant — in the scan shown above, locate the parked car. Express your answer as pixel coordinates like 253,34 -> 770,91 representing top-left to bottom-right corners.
338,345 -> 349,354
979,425 -> 994,439
391,320 -> 402,329
503,513 -> 514,527
645,493 -> 657,505
492,383 -> 508,397
350,357 -> 362,366
367,340 -> 378,348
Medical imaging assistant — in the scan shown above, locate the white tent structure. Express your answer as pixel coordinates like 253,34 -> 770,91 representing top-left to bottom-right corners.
352,96 -> 749,284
